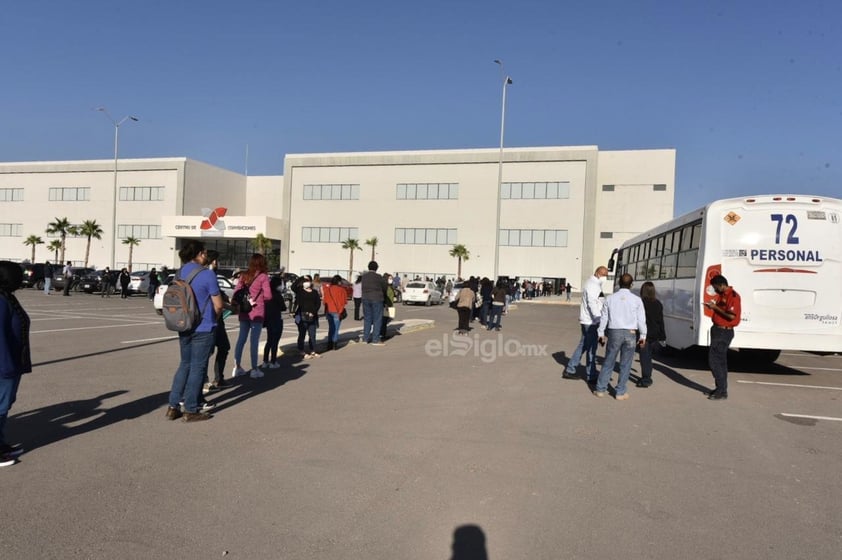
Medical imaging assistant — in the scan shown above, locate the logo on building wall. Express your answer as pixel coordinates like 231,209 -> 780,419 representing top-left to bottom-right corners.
200,207 -> 227,236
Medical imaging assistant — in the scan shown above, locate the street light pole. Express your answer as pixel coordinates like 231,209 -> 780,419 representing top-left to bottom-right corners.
492,60 -> 512,283
97,107 -> 138,268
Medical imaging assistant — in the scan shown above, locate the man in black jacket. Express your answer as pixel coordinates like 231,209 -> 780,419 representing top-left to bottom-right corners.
360,261 -> 388,345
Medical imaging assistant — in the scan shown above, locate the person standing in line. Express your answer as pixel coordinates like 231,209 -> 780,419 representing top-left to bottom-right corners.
360,261 -> 387,345
380,274 -> 395,341
486,280 -> 508,331
454,278 -> 477,336
147,267 -> 160,301
293,275 -> 321,358
204,250 -> 231,391
352,275 -> 363,321
563,266 -> 608,382
565,282 -> 572,302
165,242 -> 222,422
478,277 -> 493,326
637,281 -> 665,388
261,272 -> 286,367
100,267 -> 112,298
0,261 -> 31,466
43,260 -> 53,295
704,275 -> 741,401
232,253 -> 272,379
593,273 -> 647,400
62,261 -> 73,296
119,268 -> 131,298
322,275 -> 348,351
392,272 -> 402,303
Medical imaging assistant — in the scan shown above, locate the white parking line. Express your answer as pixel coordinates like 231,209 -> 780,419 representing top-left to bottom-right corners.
32,322 -> 160,334
737,380 -> 842,391
779,413 -> 842,422
782,366 -> 842,372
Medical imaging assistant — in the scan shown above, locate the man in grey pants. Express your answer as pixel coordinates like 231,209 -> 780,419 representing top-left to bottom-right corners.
360,261 -> 387,345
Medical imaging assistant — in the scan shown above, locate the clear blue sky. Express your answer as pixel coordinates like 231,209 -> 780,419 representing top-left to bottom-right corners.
2,0 -> 840,215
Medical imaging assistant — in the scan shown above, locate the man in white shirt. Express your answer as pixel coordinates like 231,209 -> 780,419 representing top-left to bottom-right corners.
593,273 -> 647,400
563,266 -> 608,382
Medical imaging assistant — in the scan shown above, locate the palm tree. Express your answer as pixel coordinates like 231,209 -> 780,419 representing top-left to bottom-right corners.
449,244 -> 471,279
23,235 -> 44,262
341,238 -> 362,279
78,219 -> 104,268
46,217 -> 74,264
365,236 -> 378,261
122,236 -> 141,271
48,240 -> 62,262
253,233 -> 273,255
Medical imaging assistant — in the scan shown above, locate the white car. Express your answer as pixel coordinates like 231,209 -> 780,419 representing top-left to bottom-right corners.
402,281 -> 444,306
129,270 -> 151,294
153,273 -> 235,314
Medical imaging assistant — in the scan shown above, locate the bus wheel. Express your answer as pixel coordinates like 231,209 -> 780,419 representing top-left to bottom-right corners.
739,349 -> 781,364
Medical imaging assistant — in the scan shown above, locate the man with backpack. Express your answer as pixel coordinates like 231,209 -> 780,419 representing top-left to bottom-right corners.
164,241 -> 222,423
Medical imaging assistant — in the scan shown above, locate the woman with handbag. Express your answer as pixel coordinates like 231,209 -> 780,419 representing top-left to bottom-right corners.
232,253 -> 272,379
293,275 -> 321,358
323,275 -> 348,351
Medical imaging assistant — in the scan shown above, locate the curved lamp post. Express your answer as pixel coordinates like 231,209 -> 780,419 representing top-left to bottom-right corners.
492,60 -> 512,282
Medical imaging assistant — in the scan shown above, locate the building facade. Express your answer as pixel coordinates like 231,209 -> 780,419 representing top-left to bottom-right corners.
0,145 -> 674,289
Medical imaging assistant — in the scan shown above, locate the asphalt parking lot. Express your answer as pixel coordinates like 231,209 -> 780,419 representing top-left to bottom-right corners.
2,290 -> 841,559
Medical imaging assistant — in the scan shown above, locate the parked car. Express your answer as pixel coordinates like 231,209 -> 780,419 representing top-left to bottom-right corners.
403,281 -> 444,306
153,273 -> 236,314
128,270 -> 151,295
52,267 -> 95,292
20,263 -> 51,290
78,269 -> 111,293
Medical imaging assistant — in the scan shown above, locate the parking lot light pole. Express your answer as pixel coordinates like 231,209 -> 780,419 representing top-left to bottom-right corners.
97,107 -> 139,268
493,60 -> 512,283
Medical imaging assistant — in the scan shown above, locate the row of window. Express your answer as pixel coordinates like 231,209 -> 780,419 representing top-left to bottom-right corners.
395,228 -> 458,245
397,183 -> 459,200
49,187 -> 90,201
500,229 -> 568,247
0,188 -> 24,201
117,225 -> 161,239
302,227 -> 360,243
5,187 -> 166,202
618,220 -> 702,280
303,184 -> 360,200
501,182 -> 570,200
603,184 -> 667,192
0,224 -> 22,237
119,186 -> 165,201
302,181 -> 573,202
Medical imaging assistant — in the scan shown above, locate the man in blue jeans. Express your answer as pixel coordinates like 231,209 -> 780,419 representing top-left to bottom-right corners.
360,260 -> 387,345
594,273 -> 647,400
563,266 -> 608,382
165,241 -> 223,422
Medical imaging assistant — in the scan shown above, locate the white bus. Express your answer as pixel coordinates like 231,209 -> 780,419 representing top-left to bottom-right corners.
608,194 -> 842,362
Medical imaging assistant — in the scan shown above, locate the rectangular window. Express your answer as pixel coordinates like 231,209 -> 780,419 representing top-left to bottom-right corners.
302,227 -> 312,242
660,253 -> 677,279
500,183 -> 511,199
417,184 -> 428,200
653,184 -> 667,191
49,187 -> 90,201
522,183 -> 535,199
117,224 -> 161,239
602,184 -> 615,191
546,182 -> 558,198
396,182 -> 457,200
394,227 -> 456,244
0,188 -> 24,202
406,184 -> 417,200
600,232 -> 613,239
120,186 -> 165,201
304,184 -> 360,200
448,184 -> 459,199
534,182 -> 546,199
0,223 -> 23,236
677,249 -> 699,278
510,183 -> 522,199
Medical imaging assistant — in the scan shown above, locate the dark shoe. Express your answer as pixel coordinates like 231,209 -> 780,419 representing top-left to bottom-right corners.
0,443 -> 24,458
0,452 -> 17,467
636,380 -> 652,388
562,372 -> 580,380
708,392 -> 728,400
182,411 -> 213,422
165,406 -> 182,420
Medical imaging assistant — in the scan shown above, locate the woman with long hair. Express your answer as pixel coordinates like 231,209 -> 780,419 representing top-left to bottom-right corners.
293,275 -> 321,358
232,253 -> 272,378
454,278 -> 477,335
0,261 -> 31,465
637,281 -> 666,388
323,275 -> 348,351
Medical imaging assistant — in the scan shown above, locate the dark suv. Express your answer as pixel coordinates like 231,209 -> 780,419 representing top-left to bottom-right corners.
78,269 -> 114,293
52,267 -> 95,292
20,263 -> 54,290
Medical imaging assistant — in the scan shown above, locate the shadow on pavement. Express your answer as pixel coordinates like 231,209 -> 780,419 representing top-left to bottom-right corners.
450,524 -> 488,560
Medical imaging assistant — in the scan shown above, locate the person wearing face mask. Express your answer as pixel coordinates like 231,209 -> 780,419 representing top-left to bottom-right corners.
563,266 -> 608,383
293,276 -> 321,358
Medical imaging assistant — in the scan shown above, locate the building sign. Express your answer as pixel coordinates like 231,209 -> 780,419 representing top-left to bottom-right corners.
162,212 -> 284,240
